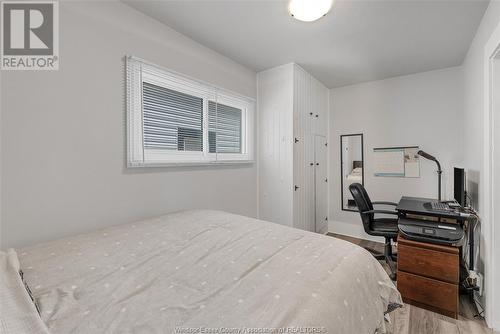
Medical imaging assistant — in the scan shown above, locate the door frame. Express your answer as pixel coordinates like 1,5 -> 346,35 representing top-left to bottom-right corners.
483,20 -> 500,330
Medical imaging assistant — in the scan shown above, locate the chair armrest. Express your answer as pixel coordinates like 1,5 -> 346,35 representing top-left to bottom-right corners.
372,201 -> 398,206
364,210 -> 399,216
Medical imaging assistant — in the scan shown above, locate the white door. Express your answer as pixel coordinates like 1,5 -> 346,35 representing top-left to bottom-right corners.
311,78 -> 328,136
315,135 -> 328,233
293,67 -> 314,231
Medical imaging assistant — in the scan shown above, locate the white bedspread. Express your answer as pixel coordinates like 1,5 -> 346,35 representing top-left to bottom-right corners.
346,167 -> 363,182
18,210 -> 401,334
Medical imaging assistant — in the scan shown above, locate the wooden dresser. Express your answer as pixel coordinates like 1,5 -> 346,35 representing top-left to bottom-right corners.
397,234 -> 460,318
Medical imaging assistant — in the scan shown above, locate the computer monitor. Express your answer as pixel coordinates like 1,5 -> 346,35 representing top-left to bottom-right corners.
454,167 -> 466,207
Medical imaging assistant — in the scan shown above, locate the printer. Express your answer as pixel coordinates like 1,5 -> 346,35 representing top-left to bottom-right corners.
398,218 -> 464,246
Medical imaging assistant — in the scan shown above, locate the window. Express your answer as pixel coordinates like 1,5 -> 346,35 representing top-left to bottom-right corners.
208,101 -> 242,154
143,83 -> 203,152
126,56 -> 254,166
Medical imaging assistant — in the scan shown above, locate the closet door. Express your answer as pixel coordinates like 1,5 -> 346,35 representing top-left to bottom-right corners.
293,65 -> 314,231
310,77 -> 328,136
315,135 -> 328,234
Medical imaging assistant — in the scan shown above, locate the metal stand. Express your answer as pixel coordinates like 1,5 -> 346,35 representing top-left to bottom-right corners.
436,162 -> 443,202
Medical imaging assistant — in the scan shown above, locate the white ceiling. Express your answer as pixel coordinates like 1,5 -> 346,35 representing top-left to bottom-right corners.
124,0 -> 488,88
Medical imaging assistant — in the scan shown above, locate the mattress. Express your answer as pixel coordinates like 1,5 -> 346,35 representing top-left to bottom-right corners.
346,168 -> 363,182
18,210 -> 402,334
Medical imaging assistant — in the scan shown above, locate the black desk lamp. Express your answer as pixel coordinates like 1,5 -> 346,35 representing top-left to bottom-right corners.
417,150 -> 442,201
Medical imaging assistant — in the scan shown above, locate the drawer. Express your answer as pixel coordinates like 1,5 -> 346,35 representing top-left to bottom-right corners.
398,271 -> 458,318
398,243 -> 459,284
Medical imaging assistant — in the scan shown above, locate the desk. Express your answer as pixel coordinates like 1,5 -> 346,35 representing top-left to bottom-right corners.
397,196 -> 468,221
397,234 -> 460,318
395,196 -> 467,319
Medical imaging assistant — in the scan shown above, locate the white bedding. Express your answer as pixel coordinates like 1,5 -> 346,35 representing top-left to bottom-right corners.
0,249 -> 50,334
17,210 -> 401,334
346,167 -> 363,182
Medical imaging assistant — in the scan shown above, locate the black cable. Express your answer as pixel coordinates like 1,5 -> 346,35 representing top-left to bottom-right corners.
473,297 -> 485,318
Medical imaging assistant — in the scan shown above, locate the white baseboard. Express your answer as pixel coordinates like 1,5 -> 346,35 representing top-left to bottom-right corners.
328,220 -> 385,244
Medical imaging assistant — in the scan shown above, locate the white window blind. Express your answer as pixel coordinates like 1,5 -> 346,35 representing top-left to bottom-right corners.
143,82 -> 203,152
126,56 -> 254,166
208,101 -> 242,154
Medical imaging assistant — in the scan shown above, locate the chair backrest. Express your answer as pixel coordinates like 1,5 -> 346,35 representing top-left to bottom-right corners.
349,183 -> 374,233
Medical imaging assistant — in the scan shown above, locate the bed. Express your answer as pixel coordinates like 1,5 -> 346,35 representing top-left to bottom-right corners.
7,210 -> 401,333
347,166 -> 363,182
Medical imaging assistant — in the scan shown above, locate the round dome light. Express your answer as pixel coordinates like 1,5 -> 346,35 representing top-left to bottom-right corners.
288,0 -> 334,22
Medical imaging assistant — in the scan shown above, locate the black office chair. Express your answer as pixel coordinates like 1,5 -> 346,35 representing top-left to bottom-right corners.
349,183 -> 399,280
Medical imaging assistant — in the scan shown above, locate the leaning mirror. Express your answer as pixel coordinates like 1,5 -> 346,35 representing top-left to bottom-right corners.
341,134 -> 364,211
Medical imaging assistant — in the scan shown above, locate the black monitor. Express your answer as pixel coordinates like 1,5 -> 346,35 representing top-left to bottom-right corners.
454,167 -> 466,207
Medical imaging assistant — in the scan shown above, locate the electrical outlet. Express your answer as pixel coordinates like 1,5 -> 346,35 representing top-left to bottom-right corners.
477,272 -> 484,296
469,270 -> 484,296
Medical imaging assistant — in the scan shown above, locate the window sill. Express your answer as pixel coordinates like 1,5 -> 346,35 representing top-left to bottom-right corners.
127,160 -> 255,168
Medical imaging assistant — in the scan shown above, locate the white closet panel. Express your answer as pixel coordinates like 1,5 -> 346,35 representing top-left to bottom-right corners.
257,65 -> 294,227
258,64 -> 328,233
293,65 -> 312,231
311,76 -> 328,136
315,135 -> 328,234
292,67 -> 303,230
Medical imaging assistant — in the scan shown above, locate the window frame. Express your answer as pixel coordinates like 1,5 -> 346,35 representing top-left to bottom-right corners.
126,56 -> 254,167
207,93 -> 248,161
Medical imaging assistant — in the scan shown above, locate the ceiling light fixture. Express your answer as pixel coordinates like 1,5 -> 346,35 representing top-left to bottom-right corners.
288,0 -> 334,22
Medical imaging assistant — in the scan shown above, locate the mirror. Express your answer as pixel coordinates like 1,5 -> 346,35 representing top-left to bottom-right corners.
341,134 -> 364,211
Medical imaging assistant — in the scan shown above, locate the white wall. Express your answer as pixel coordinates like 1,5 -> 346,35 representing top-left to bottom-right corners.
463,1 -> 500,215
491,55 -> 500,332
0,1 -> 257,248
462,1 -> 500,329
328,67 -> 464,241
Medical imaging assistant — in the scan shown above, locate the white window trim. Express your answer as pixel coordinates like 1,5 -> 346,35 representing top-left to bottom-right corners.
207,93 -> 250,161
126,56 -> 255,167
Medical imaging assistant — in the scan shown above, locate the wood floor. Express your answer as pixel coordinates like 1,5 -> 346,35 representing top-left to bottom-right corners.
327,233 -> 494,334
